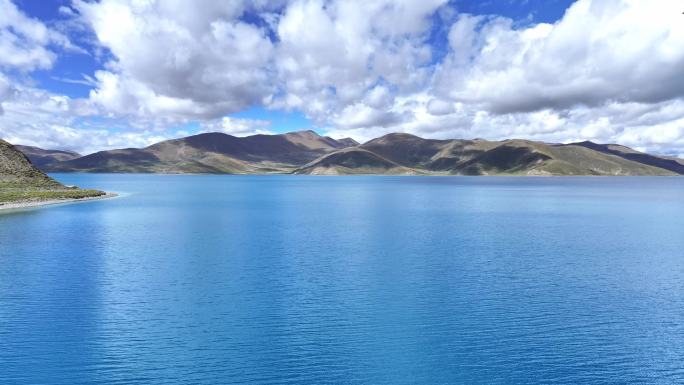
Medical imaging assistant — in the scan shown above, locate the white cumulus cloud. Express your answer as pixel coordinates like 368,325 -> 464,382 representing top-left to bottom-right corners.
1,0 -> 684,157
74,0 -> 276,121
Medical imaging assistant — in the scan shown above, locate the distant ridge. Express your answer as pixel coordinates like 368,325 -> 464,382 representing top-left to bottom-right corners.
13,131 -> 684,176
43,130 -> 354,174
294,147 -> 419,175
14,145 -> 81,169
567,141 -> 684,175
336,137 -> 360,147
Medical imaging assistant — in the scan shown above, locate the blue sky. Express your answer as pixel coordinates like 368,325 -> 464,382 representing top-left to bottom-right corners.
14,0 -> 94,96
15,0 -> 318,135
16,0 -> 575,136
20,0 -> 576,99
1,0 -> 683,156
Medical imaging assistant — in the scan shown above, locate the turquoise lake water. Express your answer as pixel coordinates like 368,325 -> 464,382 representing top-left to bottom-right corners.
1,174 -> 684,384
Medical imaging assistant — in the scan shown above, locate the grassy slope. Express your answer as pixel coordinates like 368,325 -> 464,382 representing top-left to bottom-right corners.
0,139 -> 105,205
294,147 -> 420,175
0,185 -> 106,204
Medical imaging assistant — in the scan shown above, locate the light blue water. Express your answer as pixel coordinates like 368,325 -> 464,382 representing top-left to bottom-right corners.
1,175 -> 684,384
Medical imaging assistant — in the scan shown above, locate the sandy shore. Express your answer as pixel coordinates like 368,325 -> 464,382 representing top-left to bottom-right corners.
0,192 -> 119,212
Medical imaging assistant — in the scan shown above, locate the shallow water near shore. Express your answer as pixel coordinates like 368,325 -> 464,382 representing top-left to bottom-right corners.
1,174 -> 684,384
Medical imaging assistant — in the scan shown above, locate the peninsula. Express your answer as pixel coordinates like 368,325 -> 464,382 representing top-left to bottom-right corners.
0,139 -> 110,211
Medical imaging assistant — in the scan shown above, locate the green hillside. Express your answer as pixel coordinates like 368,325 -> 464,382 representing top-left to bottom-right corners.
0,139 -> 105,206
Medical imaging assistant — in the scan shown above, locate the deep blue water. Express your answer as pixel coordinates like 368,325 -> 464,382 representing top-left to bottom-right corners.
1,174 -> 684,384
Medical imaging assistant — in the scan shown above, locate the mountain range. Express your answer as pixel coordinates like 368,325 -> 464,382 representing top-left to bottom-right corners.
13,145 -> 81,169
41,130 -> 358,174
11,130 -> 684,176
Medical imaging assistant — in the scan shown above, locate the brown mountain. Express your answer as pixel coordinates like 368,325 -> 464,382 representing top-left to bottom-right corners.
568,141 -> 684,175
296,133 -> 683,176
336,137 -> 360,147
294,147 -> 419,175
46,130 -> 354,173
31,130 -> 684,176
14,145 -> 81,168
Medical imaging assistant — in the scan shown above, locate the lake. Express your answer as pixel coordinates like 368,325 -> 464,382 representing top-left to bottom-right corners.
1,174 -> 684,384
